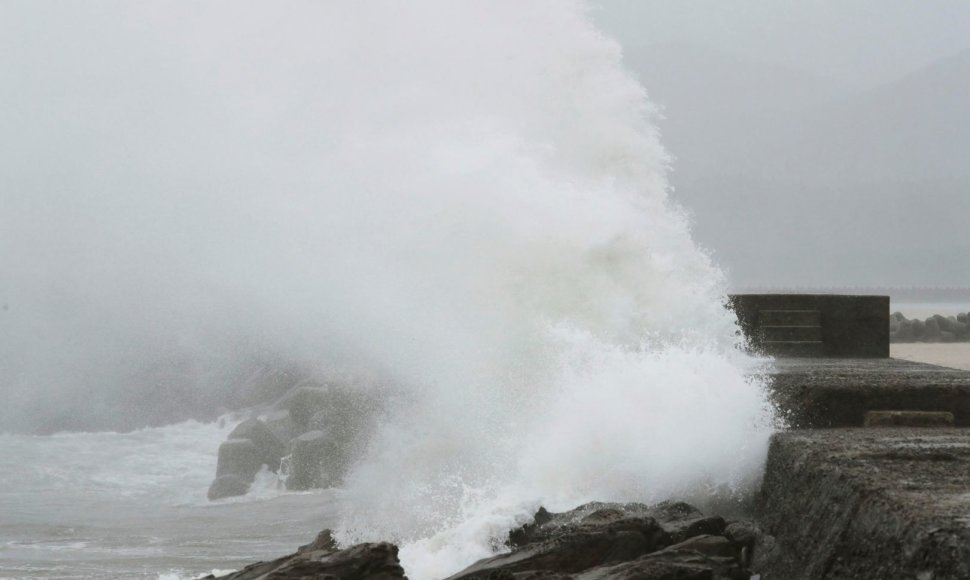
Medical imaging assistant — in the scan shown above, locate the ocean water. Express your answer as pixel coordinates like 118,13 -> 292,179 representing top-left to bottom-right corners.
0,421 -> 338,579
1,2 -> 776,579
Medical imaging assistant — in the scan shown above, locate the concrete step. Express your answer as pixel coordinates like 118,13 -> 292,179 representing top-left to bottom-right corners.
760,325 -> 823,342
758,429 -> 970,579
758,309 -> 821,326
762,340 -> 825,357
767,357 -> 970,428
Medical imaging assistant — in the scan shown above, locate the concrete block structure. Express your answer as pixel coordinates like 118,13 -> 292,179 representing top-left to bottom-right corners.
729,294 -> 889,358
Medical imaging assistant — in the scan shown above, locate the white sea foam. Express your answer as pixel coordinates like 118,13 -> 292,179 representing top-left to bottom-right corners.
2,2 -> 776,578
0,420 -> 233,509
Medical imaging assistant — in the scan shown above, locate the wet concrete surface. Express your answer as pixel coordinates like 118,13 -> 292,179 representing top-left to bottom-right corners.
756,357 -> 970,579
757,428 -> 970,580
767,358 -> 970,428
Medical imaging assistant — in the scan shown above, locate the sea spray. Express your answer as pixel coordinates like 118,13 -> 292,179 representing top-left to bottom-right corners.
1,1 -> 776,577
300,3 -> 774,577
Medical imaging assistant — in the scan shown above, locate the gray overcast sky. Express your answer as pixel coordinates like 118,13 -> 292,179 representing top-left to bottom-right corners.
593,0 -> 970,87
1,1 -> 968,294
592,1 -> 970,288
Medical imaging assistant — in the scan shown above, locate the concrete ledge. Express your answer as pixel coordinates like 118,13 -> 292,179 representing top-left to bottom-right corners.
864,410 -> 955,427
768,358 -> 970,427
757,429 -> 970,579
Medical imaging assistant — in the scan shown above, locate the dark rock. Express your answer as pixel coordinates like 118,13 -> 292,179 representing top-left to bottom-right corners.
209,533 -> 407,580
924,317 -> 942,341
207,474 -> 250,500
262,408 -> 301,445
508,502 -> 666,548
299,529 -> 338,553
934,315 -> 955,333
286,429 -> 340,490
448,526 -> 668,579
723,521 -> 760,568
578,560 -> 715,579
958,313 -> 968,324
949,317 -> 966,334
449,503 -> 680,580
639,549 -> 746,580
647,501 -> 705,523
576,548 -> 746,580
276,385 -> 335,426
215,438 -> 262,480
661,535 -> 737,560
662,516 -> 726,544
508,506 -> 554,547
228,418 -> 285,472
911,318 -> 926,339
891,319 -> 914,342
722,521 -> 759,548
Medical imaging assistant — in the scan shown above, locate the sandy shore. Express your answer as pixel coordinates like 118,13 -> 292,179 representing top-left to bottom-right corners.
890,343 -> 970,371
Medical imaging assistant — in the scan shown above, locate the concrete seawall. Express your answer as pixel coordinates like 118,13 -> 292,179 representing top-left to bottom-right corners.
768,358 -> 970,428
757,357 -> 970,579
757,429 -> 970,579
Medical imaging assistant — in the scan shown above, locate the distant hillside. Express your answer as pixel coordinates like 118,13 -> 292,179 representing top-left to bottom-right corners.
624,46 -> 970,287
770,48 -> 970,183
626,43 -> 853,178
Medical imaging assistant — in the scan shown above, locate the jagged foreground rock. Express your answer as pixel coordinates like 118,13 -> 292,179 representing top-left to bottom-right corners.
210,502 -> 757,580
202,530 -> 407,580
447,501 -> 752,580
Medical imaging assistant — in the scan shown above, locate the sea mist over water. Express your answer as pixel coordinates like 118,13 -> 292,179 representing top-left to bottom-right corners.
0,1 -> 774,578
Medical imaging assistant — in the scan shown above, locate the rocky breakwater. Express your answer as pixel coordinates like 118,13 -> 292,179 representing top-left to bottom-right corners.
208,381 -> 381,500
208,501 -> 761,579
890,312 -> 970,343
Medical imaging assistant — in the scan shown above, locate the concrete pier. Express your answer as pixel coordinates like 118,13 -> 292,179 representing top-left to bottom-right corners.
768,358 -> 970,428
757,428 -> 970,580
731,294 -> 889,358
757,357 -> 970,579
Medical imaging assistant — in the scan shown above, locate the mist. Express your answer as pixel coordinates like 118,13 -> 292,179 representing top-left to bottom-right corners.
592,0 -> 970,288
0,5 -> 782,577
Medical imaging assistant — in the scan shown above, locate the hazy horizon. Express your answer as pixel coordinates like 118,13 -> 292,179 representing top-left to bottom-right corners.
593,0 -> 970,288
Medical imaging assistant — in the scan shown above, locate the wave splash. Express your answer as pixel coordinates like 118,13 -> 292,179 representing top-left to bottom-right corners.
287,2 -> 777,578
1,2 -> 775,578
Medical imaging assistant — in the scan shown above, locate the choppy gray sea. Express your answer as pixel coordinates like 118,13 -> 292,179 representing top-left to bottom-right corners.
0,421 -> 338,580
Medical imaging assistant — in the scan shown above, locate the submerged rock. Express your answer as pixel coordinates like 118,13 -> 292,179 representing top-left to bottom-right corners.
262,408 -> 299,443
207,474 -> 250,501
277,384 -> 336,427
228,418 -> 286,472
286,429 -> 340,490
216,438 -> 262,480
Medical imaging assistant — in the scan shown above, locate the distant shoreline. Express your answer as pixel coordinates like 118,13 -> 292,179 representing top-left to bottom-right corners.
890,311 -> 970,343
730,286 -> 970,303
